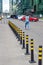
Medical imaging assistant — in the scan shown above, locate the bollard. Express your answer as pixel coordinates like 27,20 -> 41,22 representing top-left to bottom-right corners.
15,26 -> 18,37
38,45 -> 42,65
17,28 -> 20,41
22,32 -> 25,49
16,27 -> 19,38
29,39 -> 36,63
25,35 -> 30,55
20,30 -> 22,44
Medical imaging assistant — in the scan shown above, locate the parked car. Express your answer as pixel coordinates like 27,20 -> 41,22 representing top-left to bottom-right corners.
29,17 -> 39,22
18,15 -> 25,20
10,15 -> 18,19
7,15 -> 10,19
21,16 -> 26,21
18,15 -> 39,22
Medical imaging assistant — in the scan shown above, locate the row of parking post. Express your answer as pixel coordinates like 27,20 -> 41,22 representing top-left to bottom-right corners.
8,21 -> 42,65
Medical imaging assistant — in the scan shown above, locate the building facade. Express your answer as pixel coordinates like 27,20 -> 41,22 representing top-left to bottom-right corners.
9,0 -> 43,15
30,0 -> 43,14
17,0 -> 30,14
16,0 -> 43,14
9,0 -> 13,15
9,0 -> 17,15
0,0 -> 2,14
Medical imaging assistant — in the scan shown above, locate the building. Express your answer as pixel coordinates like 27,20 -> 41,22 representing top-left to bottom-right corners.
9,0 -> 43,15
16,0 -> 43,14
16,0 -> 30,14
9,0 -> 13,15
0,0 -> 2,14
29,0 -> 43,14
9,0 -> 17,15
9,0 -> 13,14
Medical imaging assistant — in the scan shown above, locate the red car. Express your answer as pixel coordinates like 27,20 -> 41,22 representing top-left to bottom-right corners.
29,17 -> 38,22
21,16 -> 26,21
21,16 -> 38,22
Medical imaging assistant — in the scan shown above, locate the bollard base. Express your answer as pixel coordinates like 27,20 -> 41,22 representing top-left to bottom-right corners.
29,60 -> 36,63
25,53 -> 30,55
18,39 -> 20,41
20,43 -> 22,45
22,47 -> 25,49
20,42 -> 22,45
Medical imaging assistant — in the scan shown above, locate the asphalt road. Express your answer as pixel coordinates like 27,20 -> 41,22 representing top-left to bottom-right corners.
0,18 -> 43,65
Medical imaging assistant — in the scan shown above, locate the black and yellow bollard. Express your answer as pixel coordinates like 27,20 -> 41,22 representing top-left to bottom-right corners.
17,28 -> 20,41
20,30 -> 22,44
38,45 -> 42,65
16,27 -> 19,39
22,32 -> 25,49
25,35 -> 30,55
29,39 -> 36,63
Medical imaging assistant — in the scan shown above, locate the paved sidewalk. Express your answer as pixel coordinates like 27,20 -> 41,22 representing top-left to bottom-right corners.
0,24 -> 23,65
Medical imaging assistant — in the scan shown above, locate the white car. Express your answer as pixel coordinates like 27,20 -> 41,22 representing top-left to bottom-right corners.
7,15 -> 10,19
18,15 -> 25,20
